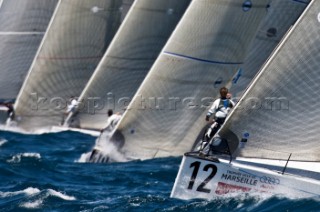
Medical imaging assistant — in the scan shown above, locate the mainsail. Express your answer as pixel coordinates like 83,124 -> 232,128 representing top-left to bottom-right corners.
13,0 -> 133,131
105,0 -> 270,160
68,0 -> 191,130
0,0 -> 58,101
219,0 -> 320,162
229,0 -> 310,98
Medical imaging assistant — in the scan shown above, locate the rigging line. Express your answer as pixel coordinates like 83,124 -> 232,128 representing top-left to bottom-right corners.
163,51 -> 243,65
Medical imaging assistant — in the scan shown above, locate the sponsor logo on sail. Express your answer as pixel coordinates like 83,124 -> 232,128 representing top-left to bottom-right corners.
167,8 -> 174,15
242,0 -> 252,12
91,6 -> 104,13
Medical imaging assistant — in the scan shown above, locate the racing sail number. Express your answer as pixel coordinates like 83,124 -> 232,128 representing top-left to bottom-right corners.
187,161 -> 217,193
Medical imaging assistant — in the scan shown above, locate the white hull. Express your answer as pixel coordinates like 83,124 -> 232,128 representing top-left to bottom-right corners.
51,126 -> 100,137
171,153 -> 320,200
236,157 -> 320,174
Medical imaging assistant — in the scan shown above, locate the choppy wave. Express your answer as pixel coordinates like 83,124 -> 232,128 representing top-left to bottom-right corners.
19,188 -> 76,209
0,138 -> 7,147
77,133 -> 128,163
7,153 -> 41,163
0,130 -> 319,211
0,187 -> 40,198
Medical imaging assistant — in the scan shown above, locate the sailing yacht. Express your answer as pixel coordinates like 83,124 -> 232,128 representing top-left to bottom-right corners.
64,0 -> 192,130
88,0 -> 271,162
11,0 -> 133,132
171,0 -> 320,199
0,0 -> 58,123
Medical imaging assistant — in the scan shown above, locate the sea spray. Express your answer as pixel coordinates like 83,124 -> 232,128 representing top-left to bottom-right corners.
78,130 -> 127,163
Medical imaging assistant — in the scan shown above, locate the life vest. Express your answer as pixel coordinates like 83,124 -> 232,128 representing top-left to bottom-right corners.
218,98 -> 232,111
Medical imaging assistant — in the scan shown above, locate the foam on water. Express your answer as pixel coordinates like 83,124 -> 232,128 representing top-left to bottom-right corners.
19,188 -> 76,209
0,187 -> 41,198
78,132 -> 128,163
7,153 -> 41,163
0,139 -> 7,147
47,189 -> 76,201
0,129 -> 319,211
20,199 -> 44,209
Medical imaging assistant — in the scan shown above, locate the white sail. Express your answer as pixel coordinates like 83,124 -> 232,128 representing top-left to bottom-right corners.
218,0 -> 320,162
13,0 -> 133,131
68,0 -> 192,130
104,0 -> 270,161
229,0 -> 310,98
0,0 -> 58,101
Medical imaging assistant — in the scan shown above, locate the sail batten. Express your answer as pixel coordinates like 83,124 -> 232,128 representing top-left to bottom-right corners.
219,0 -> 320,162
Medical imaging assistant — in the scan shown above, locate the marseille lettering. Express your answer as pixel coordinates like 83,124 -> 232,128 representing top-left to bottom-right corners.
221,170 -> 258,186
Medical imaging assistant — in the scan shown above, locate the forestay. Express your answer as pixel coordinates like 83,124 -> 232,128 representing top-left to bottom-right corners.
0,0 -> 58,101
69,0 -> 191,130
13,0 -> 133,131
219,0 -> 320,162
229,0 -> 310,98
110,0 -> 270,160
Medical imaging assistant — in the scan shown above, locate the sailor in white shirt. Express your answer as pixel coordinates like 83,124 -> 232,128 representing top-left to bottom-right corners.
204,87 -> 234,140
61,97 -> 79,126
66,97 -> 79,114
102,109 -> 122,132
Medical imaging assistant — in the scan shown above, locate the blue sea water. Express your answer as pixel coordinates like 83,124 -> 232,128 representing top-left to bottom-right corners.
0,130 -> 319,211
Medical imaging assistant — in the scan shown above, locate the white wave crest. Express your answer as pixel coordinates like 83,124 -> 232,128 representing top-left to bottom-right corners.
0,187 -> 41,198
99,142 -> 128,162
19,188 -> 76,209
80,134 -> 128,163
0,139 -> 7,147
7,153 -> 41,163
76,152 -> 92,163
47,189 -> 76,201
20,199 -> 43,209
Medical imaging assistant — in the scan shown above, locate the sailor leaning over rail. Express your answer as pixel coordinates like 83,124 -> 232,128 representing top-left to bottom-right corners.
200,87 -> 234,152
